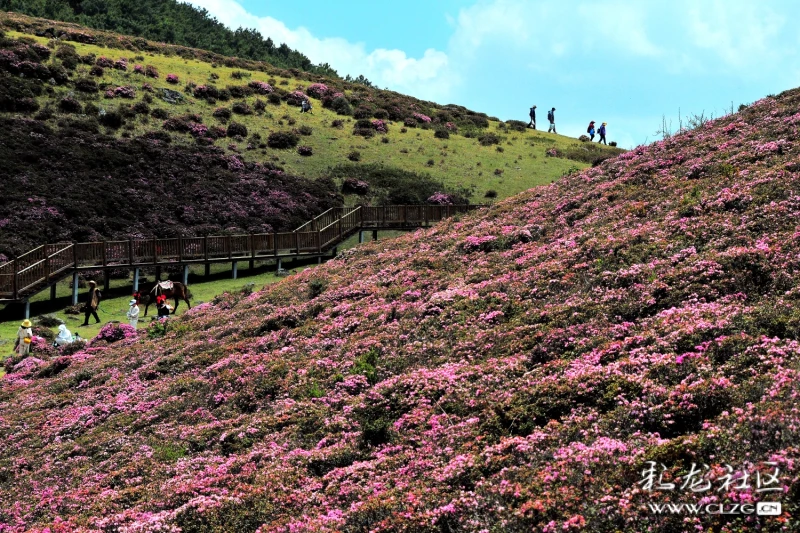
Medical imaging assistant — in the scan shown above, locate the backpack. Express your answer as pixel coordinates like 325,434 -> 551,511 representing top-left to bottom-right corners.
547,110 -> 554,122
587,125 -> 592,133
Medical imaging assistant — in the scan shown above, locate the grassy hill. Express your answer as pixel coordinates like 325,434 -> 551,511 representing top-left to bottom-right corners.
1,74 -> 798,531
0,12 -> 623,258
0,0 -> 338,76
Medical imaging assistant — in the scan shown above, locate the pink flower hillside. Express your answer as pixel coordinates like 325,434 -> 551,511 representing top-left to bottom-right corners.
4,87 -> 800,531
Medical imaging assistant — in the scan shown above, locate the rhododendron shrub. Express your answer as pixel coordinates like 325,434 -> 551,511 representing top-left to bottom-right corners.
285,90 -> 307,106
92,322 -> 138,344
165,73 -> 179,84
413,112 -> 431,123
305,83 -> 329,98
247,80 -> 274,94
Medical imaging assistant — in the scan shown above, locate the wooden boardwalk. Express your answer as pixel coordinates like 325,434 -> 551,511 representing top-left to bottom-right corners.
0,205 -> 481,308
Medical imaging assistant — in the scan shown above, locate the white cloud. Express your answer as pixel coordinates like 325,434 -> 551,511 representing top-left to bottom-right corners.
183,0 -> 455,101
685,1 -> 785,68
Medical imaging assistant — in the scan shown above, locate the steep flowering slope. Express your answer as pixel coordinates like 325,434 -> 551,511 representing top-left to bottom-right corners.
2,89 -> 800,531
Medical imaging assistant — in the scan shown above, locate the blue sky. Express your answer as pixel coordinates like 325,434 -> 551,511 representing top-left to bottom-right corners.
187,0 -> 799,148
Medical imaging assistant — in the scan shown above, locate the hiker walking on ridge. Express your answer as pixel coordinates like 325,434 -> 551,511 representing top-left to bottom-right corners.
14,319 -> 33,357
81,280 -> 101,326
547,107 -> 556,133
528,105 -> 537,129
597,122 -> 607,145
587,121 -> 596,141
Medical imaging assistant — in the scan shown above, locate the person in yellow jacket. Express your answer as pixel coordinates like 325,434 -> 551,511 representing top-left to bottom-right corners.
15,319 -> 33,357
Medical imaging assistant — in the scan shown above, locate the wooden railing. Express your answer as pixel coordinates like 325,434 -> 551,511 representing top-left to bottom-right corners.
0,204 -> 482,301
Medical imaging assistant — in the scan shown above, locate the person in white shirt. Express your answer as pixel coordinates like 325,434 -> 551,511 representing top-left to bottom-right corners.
54,324 -> 74,346
127,299 -> 140,329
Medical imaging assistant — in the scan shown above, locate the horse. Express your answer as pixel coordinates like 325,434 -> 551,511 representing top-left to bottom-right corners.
136,281 -> 192,316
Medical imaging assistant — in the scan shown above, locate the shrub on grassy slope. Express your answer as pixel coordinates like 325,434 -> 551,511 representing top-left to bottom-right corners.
327,163 -> 471,205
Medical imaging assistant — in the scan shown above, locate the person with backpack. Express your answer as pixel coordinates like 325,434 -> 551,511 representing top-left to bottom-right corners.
81,280 -> 101,326
597,122 -> 607,145
528,105 -> 537,129
587,121 -> 596,141
547,107 -> 556,133
300,98 -> 313,114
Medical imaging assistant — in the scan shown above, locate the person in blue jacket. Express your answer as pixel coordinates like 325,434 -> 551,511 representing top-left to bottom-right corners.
587,121 -> 596,141
597,122 -> 607,145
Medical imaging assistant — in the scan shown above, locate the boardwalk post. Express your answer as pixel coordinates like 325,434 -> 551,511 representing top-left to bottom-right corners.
273,233 -> 278,256
232,261 -> 238,280
373,230 -> 378,241
102,241 -> 107,268
359,231 -> 364,244
24,300 -> 30,320
44,250 -> 50,286
50,284 -> 56,301
153,237 -> 158,264
205,264 -> 210,277
71,271 -> 79,305
249,235 -> 255,270
227,236 -> 232,259
295,231 -> 301,254
133,268 -> 140,292
182,265 -> 189,285
204,235 -> 209,262
277,258 -> 282,272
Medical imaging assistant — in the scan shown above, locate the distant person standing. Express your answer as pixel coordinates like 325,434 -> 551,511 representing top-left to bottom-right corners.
528,105 -> 537,129
300,99 -> 313,114
597,122 -> 607,145
547,107 -> 556,133
587,121 -> 596,141
15,319 -> 33,357
127,298 -> 140,329
82,280 -> 101,326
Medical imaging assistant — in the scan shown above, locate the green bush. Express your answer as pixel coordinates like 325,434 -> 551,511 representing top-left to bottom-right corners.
267,131 -> 299,149
226,121 -> 248,137
478,133 -> 501,146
